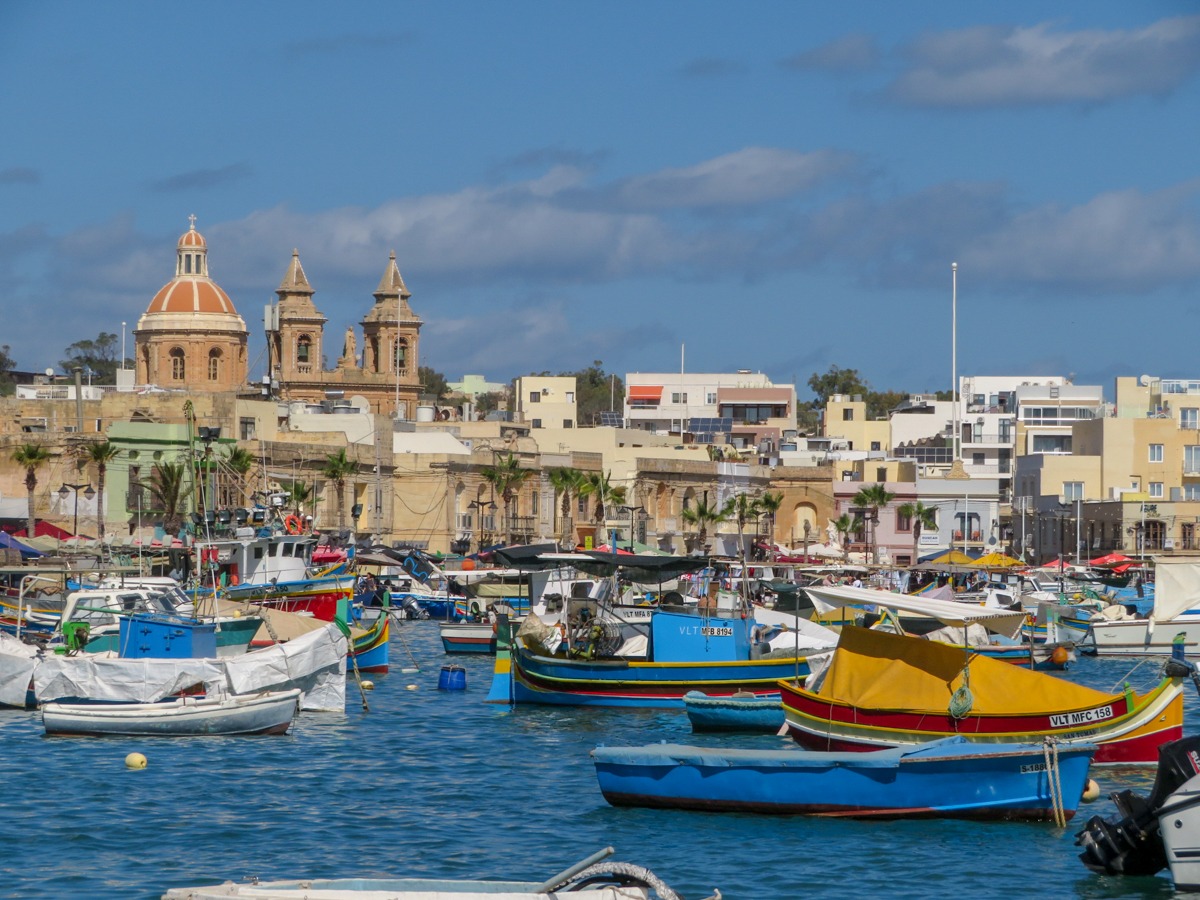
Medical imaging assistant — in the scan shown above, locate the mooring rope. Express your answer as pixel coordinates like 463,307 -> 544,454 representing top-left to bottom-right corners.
1042,737 -> 1066,827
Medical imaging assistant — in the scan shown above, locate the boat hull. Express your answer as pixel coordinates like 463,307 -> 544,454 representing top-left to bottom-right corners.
1086,615 -> 1200,657
683,690 -> 784,733
779,676 -> 1184,765
42,689 -> 301,737
440,622 -> 497,654
592,737 -> 1096,821
500,646 -> 810,709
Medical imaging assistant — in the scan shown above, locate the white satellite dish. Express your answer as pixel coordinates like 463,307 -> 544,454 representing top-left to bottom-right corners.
1139,374 -> 1152,386
44,368 -> 54,377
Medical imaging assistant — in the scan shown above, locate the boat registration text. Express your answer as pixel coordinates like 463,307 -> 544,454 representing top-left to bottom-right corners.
1048,705 -> 1113,728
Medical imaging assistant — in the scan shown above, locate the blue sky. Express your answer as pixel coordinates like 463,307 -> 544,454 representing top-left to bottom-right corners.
2,2 -> 1198,400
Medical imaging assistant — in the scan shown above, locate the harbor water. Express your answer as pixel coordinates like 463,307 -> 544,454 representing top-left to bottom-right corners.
0,621 -> 1193,899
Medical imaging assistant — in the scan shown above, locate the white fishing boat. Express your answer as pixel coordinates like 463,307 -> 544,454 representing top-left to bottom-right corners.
43,688 -> 301,737
161,846 -> 712,899
1086,560 -> 1200,657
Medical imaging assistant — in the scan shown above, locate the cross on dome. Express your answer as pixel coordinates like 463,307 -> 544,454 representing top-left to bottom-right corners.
188,213 -> 197,230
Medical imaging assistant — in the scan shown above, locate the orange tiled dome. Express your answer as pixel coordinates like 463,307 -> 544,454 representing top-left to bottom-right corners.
146,278 -> 237,315
177,227 -> 206,248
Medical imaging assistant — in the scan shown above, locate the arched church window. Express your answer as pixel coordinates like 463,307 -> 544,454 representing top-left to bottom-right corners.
169,347 -> 185,381
297,335 -> 311,364
208,348 -> 222,381
184,255 -> 192,274
394,339 -> 407,373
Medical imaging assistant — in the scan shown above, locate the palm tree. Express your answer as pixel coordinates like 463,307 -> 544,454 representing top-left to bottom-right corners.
222,445 -> 256,506
852,483 -> 896,564
831,513 -> 856,564
728,492 -> 763,603
579,470 -> 627,547
81,440 -> 119,542
148,462 -> 192,535
756,491 -> 783,557
320,448 -> 357,528
283,480 -> 312,516
480,452 -> 533,545
897,500 -> 939,566
12,443 -> 51,537
681,496 -> 730,555
547,467 -> 587,549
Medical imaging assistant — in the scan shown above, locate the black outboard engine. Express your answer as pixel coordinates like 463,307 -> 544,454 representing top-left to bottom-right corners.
1076,731 -> 1200,876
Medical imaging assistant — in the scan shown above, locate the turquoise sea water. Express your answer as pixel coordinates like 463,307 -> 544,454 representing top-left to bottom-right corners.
0,622 -> 1193,900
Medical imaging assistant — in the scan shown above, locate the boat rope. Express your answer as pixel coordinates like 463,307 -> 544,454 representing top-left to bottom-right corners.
948,664 -> 973,720
1042,737 -> 1066,827
562,861 -> 686,899
1109,658 -> 1153,692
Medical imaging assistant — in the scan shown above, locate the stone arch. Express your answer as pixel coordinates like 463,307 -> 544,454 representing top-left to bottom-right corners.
169,346 -> 186,381
207,347 -> 222,381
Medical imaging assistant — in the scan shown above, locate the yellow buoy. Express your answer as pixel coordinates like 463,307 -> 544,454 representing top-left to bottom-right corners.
1051,646 -> 1070,666
1082,778 -> 1101,802
125,752 -> 148,770
406,684 -> 419,691
361,680 -> 375,691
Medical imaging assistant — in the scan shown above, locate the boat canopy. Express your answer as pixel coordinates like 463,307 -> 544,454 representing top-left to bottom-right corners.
804,583 -> 1026,638
819,626 -> 1120,715
1147,559 -> 1200,623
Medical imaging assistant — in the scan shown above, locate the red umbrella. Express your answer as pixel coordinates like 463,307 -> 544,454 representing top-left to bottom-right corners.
1089,552 -> 1134,568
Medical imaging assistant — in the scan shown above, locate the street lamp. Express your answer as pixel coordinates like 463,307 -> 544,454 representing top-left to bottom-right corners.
58,483 -> 95,538
620,505 -> 645,553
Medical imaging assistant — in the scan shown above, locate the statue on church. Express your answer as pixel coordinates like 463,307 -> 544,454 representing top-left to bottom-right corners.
339,327 -> 358,368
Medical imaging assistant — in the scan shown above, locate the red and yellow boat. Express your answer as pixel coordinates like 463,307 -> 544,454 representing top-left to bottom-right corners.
779,626 -> 1184,765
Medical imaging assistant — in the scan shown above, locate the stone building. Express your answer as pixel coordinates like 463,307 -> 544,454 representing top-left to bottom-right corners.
269,250 -> 424,419
134,217 -> 249,392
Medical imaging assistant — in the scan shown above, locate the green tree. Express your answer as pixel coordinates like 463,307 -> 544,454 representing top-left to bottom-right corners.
221,445 -> 256,506
59,332 -> 130,383
283,480 -> 312,516
897,500 -> 938,566
579,470 -> 627,541
807,365 -> 869,407
0,344 -> 15,396
866,390 -> 908,421
147,461 -> 192,534
12,443 -> 51,536
474,391 -> 504,417
320,448 -> 357,528
81,440 -> 119,542
564,360 -> 622,426
418,366 -> 450,403
756,490 -> 784,553
681,496 -> 729,555
548,467 -> 587,549
831,513 -> 856,563
852,483 -> 896,563
480,452 -> 533,544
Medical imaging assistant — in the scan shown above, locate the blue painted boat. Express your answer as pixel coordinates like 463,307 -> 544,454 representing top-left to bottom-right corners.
683,689 -> 784,733
488,608 -> 812,708
592,736 -> 1097,821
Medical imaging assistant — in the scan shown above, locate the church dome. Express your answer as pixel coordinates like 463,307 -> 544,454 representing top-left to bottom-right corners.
139,216 -> 244,324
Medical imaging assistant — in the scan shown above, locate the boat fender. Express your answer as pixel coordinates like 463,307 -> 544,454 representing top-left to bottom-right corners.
125,752 -> 148,770
1082,778 -> 1100,802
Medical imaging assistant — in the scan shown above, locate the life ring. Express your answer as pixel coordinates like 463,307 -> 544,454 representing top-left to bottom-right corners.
284,515 -> 302,534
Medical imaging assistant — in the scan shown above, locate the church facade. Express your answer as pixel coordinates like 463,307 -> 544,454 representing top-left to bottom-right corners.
134,218 -> 425,419
269,249 -> 424,418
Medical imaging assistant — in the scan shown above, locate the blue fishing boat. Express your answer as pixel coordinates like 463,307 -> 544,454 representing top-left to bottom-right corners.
488,607 -> 812,708
592,736 -> 1097,821
683,689 -> 785,733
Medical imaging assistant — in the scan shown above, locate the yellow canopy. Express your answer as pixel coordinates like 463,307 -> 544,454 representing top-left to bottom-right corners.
974,551 -> 1024,569
819,626 -> 1118,716
919,549 -> 979,567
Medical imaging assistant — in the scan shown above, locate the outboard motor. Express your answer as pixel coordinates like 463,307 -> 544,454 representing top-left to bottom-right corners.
400,596 -> 427,620
1076,730 -> 1200,876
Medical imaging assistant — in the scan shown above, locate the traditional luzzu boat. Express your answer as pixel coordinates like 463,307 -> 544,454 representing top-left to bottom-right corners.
592,735 -> 1097,822
42,688 -> 301,737
485,549 -> 829,708
778,620 -> 1187,765
160,846 -> 714,899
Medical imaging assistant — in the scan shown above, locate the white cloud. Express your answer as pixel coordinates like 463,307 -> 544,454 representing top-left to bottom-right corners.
782,33 -> 881,73
890,16 -> 1200,107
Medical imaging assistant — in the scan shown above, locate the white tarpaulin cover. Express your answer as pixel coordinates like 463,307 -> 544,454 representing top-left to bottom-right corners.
1149,559 -> 1200,624
7,623 -> 346,712
0,632 -> 38,707
805,584 -> 1026,639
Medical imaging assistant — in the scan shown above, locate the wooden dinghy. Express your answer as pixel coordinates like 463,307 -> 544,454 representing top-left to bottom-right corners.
42,688 -> 301,737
